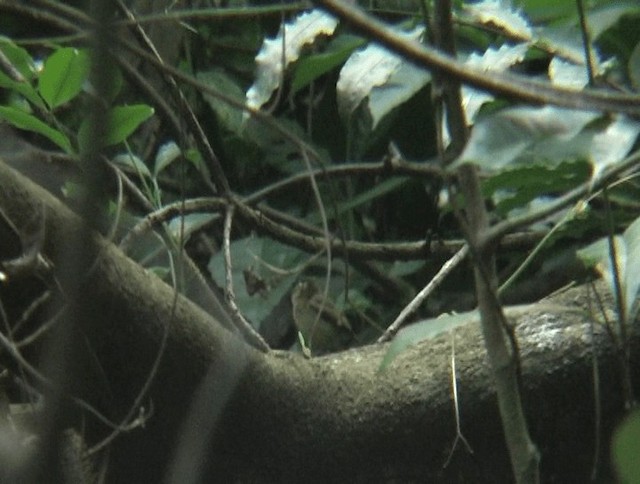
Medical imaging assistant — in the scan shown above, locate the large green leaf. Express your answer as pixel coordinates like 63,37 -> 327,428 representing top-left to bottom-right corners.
0,37 -> 43,108
612,410 -> 640,483
482,160 -> 591,216
198,69 -> 245,135
456,107 -> 640,173
379,312 -> 476,371
208,236 -> 307,326
306,177 -> 407,225
38,47 -> 90,109
0,105 -> 72,153
0,36 -> 37,81
78,104 -> 154,152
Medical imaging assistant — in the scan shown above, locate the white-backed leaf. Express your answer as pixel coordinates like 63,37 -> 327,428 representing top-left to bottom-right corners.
337,25 -> 427,124
461,43 -> 529,122
245,10 -> 338,113
589,116 -> 640,179
154,141 -> 182,177
457,106 -> 598,170
577,215 -> 640,321
463,0 -> 532,41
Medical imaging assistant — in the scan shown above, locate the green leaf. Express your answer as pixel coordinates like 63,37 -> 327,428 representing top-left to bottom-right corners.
482,160 -> 590,216
0,37 -> 43,108
208,236 -> 306,326
379,312 -> 476,371
306,177 -> 407,225
612,410 -> 640,483
291,34 -> 365,94
0,105 -> 72,153
38,48 -> 90,109
0,70 -> 43,108
0,36 -> 37,80
628,40 -> 640,91
105,105 -> 154,144
577,215 -> 640,321
78,104 -> 154,152
197,69 -> 245,134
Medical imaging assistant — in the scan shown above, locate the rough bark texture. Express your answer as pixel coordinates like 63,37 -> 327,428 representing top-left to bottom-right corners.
0,160 -> 637,483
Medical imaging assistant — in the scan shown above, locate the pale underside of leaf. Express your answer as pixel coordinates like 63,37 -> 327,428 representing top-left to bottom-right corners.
245,10 -> 339,114
336,25 -> 428,127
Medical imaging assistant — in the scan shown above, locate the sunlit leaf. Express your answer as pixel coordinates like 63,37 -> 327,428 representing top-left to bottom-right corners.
457,43 -> 528,125
38,48 -> 90,109
245,9 -> 339,114
463,0 -> 533,41
589,115 -> 640,178
336,25 -> 429,127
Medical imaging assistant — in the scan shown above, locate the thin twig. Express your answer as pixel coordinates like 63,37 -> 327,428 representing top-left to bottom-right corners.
223,203 -> 270,352
585,283 -> 602,481
0,330 -> 137,432
378,245 -> 468,343
443,331 -> 473,468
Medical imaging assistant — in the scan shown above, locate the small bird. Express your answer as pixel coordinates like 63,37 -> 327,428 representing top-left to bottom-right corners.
290,280 -> 352,356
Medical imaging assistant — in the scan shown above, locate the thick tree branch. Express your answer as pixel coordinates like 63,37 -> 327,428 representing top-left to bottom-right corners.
0,160 -> 637,482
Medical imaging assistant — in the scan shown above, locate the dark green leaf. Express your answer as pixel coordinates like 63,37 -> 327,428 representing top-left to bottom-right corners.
78,104 -> 154,152
612,410 -> 640,483
0,105 -> 72,153
291,34 -> 365,94
482,160 -> 590,216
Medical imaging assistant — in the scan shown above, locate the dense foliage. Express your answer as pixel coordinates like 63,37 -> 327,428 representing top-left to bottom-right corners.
0,0 -> 639,481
